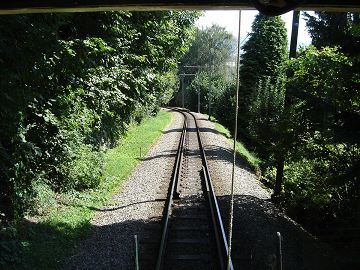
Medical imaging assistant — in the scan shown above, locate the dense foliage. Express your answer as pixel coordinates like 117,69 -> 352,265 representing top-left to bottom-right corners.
0,11 -> 199,221
305,12 -> 360,58
177,25 -> 236,115
238,14 -> 288,144
180,11 -> 359,238
181,25 -> 236,70
233,11 -> 360,232
279,46 -> 360,226
272,12 -> 360,227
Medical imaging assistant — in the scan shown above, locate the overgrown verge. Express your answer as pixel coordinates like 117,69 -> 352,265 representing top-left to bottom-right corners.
0,110 -> 172,269
179,12 -> 359,255
0,10 -> 200,268
212,119 -> 261,173
0,11 -> 199,220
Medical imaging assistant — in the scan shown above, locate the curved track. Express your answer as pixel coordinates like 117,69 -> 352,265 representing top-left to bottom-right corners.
154,109 -> 234,270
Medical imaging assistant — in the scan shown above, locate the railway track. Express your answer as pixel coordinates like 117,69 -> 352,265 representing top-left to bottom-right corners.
148,109 -> 233,270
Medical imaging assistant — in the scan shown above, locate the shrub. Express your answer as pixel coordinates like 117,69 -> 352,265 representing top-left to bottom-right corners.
64,143 -> 104,190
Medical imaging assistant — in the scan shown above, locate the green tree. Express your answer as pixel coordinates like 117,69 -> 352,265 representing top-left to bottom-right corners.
181,24 -> 236,68
248,76 -> 286,156
236,14 -> 287,200
305,12 -> 360,58
284,46 -> 360,224
179,24 -> 236,113
0,11 -> 199,220
238,14 -> 288,144
285,12 -> 360,220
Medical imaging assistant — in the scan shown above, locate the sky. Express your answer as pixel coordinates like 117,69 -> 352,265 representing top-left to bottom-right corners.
196,10 -> 313,49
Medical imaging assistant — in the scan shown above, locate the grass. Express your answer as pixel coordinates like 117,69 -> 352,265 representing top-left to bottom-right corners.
213,121 -> 261,172
9,110 -> 172,269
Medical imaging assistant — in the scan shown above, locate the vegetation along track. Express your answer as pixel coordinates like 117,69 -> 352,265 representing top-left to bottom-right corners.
147,109 -> 234,270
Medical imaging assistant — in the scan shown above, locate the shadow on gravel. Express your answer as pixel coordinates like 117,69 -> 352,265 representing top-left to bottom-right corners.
65,196 -> 358,270
162,126 -> 250,171
204,145 -> 251,169
198,127 -> 228,137
137,149 -> 177,161
161,125 -> 228,139
7,208 -> 164,269
217,194 -> 358,270
63,218 -> 163,270
60,199 -> 166,212
187,127 -> 222,137
196,117 -> 212,122
161,128 -> 183,134
13,197 -> 356,269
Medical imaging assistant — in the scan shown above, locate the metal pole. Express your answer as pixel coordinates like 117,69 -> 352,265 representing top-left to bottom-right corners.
226,10 -> 241,270
181,75 -> 184,108
208,91 -> 211,119
197,67 -> 201,114
276,232 -> 283,270
198,89 -> 200,113
134,235 -> 139,270
289,10 -> 300,58
274,11 -> 300,200
208,53 -> 211,119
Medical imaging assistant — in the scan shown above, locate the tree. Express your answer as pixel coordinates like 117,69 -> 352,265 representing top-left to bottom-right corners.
238,14 -> 288,144
247,75 -> 286,156
181,24 -> 236,71
297,13 -> 360,218
179,24 -> 236,113
304,12 -> 360,58
0,11 -> 199,220
237,14 -> 288,201
284,46 -> 360,224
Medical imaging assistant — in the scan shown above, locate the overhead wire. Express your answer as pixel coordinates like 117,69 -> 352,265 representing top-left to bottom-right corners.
226,9 -> 242,270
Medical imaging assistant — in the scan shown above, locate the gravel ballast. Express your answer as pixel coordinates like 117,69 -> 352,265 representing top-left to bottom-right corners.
64,109 -> 183,269
64,110 -> 340,270
194,112 -> 340,270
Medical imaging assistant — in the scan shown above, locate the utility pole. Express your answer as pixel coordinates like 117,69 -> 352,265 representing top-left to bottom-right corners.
198,88 -> 200,113
208,52 -> 212,120
181,75 -> 184,108
179,73 -> 197,110
178,64 -> 200,111
273,10 -> 300,202
289,10 -> 300,58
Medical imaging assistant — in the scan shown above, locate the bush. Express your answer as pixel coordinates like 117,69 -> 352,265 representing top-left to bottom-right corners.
0,226 -> 23,268
213,82 -> 236,131
0,11 -> 200,220
64,143 -> 104,190
31,182 -> 57,216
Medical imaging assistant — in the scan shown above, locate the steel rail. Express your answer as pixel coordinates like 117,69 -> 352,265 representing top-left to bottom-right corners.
202,164 -> 226,270
155,112 -> 186,270
189,111 -> 234,270
155,109 -> 233,270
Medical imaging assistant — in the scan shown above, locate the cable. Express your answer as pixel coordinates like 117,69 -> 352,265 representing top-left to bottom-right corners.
226,9 -> 241,270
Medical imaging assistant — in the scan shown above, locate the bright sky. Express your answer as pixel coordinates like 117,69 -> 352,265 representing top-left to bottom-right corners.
196,10 -> 313,49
